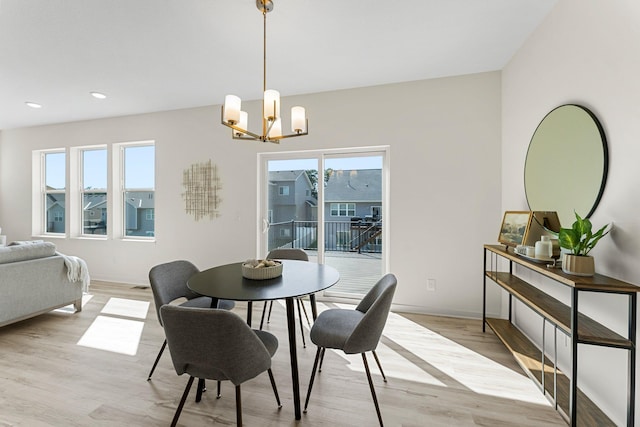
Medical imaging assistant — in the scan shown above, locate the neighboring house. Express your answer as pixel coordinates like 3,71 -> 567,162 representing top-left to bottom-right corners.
46,194 -> 66,233
83,193 -> 107,234
268,170 -> 317,224
323,169 -> 382,253
46,191 -> 154,236
324,169 -> 382,222
124,191 -> 155,237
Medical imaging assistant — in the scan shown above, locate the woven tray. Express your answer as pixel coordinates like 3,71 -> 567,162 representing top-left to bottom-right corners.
241,260 -> 283,280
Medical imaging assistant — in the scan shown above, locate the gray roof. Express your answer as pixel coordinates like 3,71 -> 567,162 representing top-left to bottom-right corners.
125,191 -> 155,209
324,169 -> 381,202
269,170 -> 306,182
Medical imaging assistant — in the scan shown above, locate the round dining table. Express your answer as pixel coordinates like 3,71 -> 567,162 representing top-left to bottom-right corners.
188,259 -> 340,420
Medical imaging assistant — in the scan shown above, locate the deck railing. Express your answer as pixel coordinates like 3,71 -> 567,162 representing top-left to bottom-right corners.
269,219 -> 382,253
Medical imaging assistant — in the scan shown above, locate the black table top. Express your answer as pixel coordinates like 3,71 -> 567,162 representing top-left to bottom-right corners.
187,260 -> 340,301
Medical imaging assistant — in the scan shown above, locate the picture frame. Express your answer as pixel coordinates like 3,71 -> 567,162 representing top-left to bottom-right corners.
498,211 -> 533,247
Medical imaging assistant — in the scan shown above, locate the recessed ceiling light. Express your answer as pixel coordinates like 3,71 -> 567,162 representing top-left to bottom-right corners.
90,91 -> 107,99
25,101 -> 43,109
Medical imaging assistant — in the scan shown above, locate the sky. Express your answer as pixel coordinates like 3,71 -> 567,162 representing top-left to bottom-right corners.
45,145 -> 155,190
47,149 -> 376,189
268,155 -> 382,171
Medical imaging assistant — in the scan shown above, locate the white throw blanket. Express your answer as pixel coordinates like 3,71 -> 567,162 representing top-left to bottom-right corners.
57,252 -> 91,292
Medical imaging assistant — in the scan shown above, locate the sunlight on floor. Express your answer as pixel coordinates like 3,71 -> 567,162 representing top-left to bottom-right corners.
77,297 -> 149,355
101,297 -> 150,319
278,300 -> 551,407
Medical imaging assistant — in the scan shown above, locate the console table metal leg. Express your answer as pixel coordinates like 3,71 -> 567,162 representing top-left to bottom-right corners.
570,288 -> 579,427
628,293 -> 637,427
482,248 -> 487,332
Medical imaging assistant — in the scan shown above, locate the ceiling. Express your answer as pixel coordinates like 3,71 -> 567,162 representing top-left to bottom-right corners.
0,0 -> 558,130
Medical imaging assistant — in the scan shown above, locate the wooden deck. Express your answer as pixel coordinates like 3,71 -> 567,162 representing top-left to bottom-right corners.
305,250 -> 383,298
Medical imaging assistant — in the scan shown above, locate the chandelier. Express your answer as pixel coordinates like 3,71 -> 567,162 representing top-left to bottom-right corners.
221,0 -> 308,143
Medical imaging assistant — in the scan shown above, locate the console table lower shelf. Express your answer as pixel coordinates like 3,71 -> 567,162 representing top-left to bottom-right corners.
486,318 -> 614,426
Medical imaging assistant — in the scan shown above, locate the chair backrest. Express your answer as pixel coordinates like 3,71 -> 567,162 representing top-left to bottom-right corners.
344,273 -> 397,354
149,260 -> 201,325
266,248 -> 309,261
160,305 -> 273,385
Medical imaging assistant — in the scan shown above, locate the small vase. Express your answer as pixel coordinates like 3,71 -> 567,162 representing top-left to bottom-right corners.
562,254 -> 595,276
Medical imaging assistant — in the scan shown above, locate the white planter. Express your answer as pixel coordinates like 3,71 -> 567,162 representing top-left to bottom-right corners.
562,254 -> 595,277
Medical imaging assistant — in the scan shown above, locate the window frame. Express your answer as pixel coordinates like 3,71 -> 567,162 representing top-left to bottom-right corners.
37,149 -> 67,236
79,146 -> 108,237
113,141 -> 156,241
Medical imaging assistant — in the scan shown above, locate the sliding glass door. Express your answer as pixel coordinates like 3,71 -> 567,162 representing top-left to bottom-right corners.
260,148 -> 387,299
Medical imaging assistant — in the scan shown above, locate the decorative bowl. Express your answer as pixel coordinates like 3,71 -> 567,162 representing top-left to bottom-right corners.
241,260 -> 283,280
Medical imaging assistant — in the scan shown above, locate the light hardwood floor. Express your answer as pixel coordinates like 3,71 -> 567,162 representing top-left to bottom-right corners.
0,281 -> 567,426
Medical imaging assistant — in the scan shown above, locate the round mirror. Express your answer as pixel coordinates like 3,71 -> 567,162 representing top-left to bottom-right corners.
524,104 -> 608,227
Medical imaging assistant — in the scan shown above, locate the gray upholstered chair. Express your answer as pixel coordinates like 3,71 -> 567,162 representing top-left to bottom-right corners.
303,273 -> 397,426
259,248 -> 311,347
160,305 -> 281,427
147,260 -> 235,380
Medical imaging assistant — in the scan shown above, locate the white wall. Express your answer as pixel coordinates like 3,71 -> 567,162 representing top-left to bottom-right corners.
502,0 -> 640,424
0,72 -> 502,317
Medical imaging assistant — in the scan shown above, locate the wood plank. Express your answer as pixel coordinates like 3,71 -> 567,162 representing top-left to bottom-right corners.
486,318 -> 616,427
0,281 -> 567,427
485,244 -> 640,293
486,271 -> 631,348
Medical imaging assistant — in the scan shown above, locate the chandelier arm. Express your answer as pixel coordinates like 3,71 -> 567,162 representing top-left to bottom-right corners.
270,130 -> 309,140
264,118 -> 275,136
222,122 -> 262,140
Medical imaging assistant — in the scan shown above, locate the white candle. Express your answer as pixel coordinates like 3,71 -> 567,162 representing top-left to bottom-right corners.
291,106 -> 306,133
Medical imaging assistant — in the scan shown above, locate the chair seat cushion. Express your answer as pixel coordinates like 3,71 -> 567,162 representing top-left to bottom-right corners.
179,296 -> 213,309
310,309 -> 364,350
254,330 -> 278,356
180,296 -> 235,310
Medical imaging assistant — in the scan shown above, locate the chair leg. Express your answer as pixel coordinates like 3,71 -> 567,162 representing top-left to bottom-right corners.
267,301 -> 274,323
267,368 -> 282,408
259,301 -> 268,330
171,376 -> 194,427
196,378 -> 206,402
303,347 -> 323,413
372,350 -> 387,382
318,347 -> 326,373
296,298 -> 306,348
217,380 -> 222,399
147,339 -> 167,380
298,297 -> 312,326
362,353 -> 384,426
235,384 -> 242,427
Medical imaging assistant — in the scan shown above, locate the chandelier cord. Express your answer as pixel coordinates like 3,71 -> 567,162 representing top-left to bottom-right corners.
262,8 -> 267,137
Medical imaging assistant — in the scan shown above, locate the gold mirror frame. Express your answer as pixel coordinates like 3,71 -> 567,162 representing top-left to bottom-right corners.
524,104 -> 608,227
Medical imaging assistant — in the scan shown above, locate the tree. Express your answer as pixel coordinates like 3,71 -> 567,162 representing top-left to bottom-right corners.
305,168 -> 333,199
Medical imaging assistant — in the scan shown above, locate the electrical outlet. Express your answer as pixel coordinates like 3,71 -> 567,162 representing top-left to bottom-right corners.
427,279 -> 436,291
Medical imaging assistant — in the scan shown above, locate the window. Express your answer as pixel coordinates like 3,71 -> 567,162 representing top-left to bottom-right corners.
279,185 -> 289,196
121,143 -> 155,238
330,203 -> 355,217
34,141 -> 156,240
44,151 -> 66,234
81,148 -> 107,235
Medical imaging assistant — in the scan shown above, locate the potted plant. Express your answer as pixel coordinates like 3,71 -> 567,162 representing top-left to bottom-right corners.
558,212 -> 610,276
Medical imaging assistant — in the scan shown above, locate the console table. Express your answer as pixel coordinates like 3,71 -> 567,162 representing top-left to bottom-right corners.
483,244 -> 638,426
